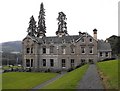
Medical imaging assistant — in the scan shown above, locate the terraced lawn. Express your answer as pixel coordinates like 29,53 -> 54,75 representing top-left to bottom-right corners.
2,72 -> 57,89
97,60 -> 118,89
42,64 -> 88,89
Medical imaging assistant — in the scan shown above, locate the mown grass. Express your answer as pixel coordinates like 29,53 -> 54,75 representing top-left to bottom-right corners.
97,60 -> 118,89
2,72 -> 57,89
42,64 -> 88,89
2,65 -> 22,70
0,74 -> 2,90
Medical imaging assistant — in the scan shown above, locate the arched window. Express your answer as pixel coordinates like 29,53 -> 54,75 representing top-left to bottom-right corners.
89,38 -> 92,42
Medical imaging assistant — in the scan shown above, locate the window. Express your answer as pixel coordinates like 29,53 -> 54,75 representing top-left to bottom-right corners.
71,46 -> 75,53
61,47 -> 65,54
31,47 -> 33,53
62,39 -> 65,43
81,38 -> 84,42
81,59 -> 85,64
26,48 -> 30,53
43,47 -> 46,54
106,52 -> 108,57
71,59 -> 74,67
50,59 -> 54,67
89,38 -> 92,42
31,59 -> 33,67
26,59 -> 30,67
81,47 -> 85,54
43,59 -> 46,66
89,59 -> 94,64
89,47 -> 93,54
100,52 -> 102,57
50,46 -> 54,53
62,59 -> 66,68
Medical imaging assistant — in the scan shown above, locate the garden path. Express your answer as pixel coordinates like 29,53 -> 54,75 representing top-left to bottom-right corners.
76,64 -> 104,89
31,71 -> 67,90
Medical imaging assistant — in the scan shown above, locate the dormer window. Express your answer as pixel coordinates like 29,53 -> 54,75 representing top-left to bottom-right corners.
89,38 -> 93,42
50,46 -> 54,53
62,39 -> 65,44
71,39 -> 74,43
81,38 -> 84,42
26,48 -> 30,53
31,47 -> 33,53
43,40 -> 46,44
70,46 -> 75,53
43,47 -> 46,54
50,39 -> 53,44
61,47 -> 66,54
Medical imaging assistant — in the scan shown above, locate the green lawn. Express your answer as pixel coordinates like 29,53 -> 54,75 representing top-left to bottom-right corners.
2,65 -> 22,70
2,72 -> 57,89
97,60 -> 118,89
42,64 -> 88,89
0,74 -> 2,90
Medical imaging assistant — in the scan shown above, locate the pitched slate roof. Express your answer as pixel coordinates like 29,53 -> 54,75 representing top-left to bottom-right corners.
36,35 -> 82,44
98,40 -> 112,51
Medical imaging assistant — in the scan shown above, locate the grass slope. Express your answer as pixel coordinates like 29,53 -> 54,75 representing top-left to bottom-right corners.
97,60 -> 118,89
2,72 -> 57,89
42,64 -> 88,89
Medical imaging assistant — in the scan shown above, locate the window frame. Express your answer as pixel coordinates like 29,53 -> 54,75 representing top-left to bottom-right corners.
89,47 -> 93,54
26,48 -> 30,53
81,47 -> 85,54
50,59 -> 54,67
61,47 -> 66,54
105,52 -> 109,57
71,59 -> 74,67
50,46 -> 54,54
26,59 -> 30,67
70,46 -> 75,53
100,52 -> 103,57
43,59 -> 46,66
81,38 -> 85,43
61,59 -> 66,68
43,47 -> 46,54
89,38 -> 93,43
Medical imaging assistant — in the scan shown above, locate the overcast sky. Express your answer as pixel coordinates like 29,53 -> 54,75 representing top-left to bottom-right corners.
0,0 -> 119,43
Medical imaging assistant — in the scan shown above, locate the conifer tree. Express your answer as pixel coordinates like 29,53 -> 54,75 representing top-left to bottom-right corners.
27,15 -> 36,37
56,12 -> 67,35
37,2 -> 46,37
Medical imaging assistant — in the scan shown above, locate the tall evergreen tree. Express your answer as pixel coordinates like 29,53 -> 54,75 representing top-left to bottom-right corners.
56,12 -> 67,35
27,15 -> 36,37
37,2 -> 46,37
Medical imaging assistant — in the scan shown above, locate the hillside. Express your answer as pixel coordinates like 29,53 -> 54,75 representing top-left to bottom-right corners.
0,41 -> 22,53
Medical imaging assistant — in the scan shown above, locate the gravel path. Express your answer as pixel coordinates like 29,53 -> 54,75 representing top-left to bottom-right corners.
31,71 -> 66,90
77,64 -> 104,89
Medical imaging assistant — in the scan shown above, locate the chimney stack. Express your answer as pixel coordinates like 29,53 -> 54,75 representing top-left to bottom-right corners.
93,29 -> 97,40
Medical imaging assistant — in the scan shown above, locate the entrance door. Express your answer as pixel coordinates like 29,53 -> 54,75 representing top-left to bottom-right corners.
89,59 -> 94,64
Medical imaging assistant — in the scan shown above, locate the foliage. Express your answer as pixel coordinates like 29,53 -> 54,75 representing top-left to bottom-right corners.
97,60 -> 118,89
107,35 -> 120,56
27,15 -> 37,37
2,52 -> 22,65
115,36 -> 120,54
2,72 -> 57,89
37,3 -> 46,37
56,12 -> 67,35
42,65 -> 88,89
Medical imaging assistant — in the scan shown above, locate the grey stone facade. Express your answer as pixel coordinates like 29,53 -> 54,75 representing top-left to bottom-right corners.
22,30 -> 112,71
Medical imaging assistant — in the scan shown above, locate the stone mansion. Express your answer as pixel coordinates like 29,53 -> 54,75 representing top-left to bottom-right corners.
22,3 -> 112,71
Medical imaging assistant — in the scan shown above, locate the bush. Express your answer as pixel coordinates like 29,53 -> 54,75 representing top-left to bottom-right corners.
101,58 -> 116,62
